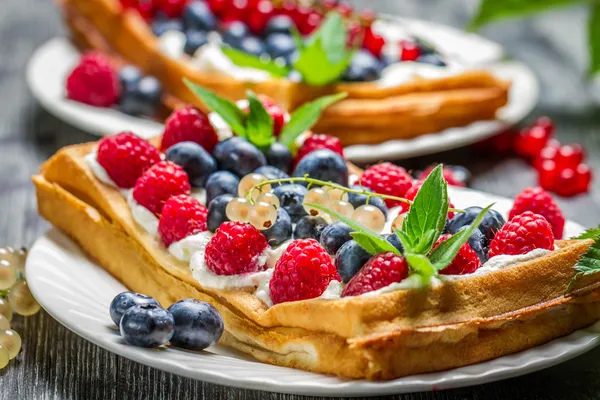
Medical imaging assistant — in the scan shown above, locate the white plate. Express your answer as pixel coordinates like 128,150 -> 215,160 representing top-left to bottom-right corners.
26,34 -> 538,161
26,187 -> 597,397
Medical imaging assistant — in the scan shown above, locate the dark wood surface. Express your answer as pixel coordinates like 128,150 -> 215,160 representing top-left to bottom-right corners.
1,0 -> 600,398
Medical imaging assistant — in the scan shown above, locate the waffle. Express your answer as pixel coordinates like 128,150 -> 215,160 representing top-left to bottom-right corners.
59,0 -> 510,146
32,140 -> 600,380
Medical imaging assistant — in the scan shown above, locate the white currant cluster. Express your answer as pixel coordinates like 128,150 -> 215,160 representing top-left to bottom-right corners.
226,173 -> 279,230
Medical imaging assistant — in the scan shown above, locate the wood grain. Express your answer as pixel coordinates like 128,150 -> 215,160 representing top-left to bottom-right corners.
1,0 -> 600,398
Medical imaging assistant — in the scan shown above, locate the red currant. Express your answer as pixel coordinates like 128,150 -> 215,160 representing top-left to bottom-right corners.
553,168 -> 579,197
575,163 -> 593,194
400,40 -> 421,61
279,0 -> 297,18
336,2 -> 353,17
299,11 -> 322,35
533,139 -> 561,170
221,0 -> 248,23
534,116 -> 555,137
155,0 -> 188,18
293,6 -> 311,31
246,0 -> 274,34
538,160 -> 559,191
514,125 -> 552,158
555,144 -> 585,170
362,26 -> 385,58
207,0 -> 228,16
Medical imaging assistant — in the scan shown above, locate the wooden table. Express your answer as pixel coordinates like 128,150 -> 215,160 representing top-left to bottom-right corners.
2,0 -> 600,398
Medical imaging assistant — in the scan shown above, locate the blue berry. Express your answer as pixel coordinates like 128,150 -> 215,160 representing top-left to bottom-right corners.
213,137 -> 267,177
184,30 -> 208,56
109,291 -> 160,327
415,38 -> 435,55
320,221 -> 353,255
464,227 -> 489,264
293,216 -> 328,241
205,171 -> 240,205
265,33 -> 296,59
222,21 -> 250,48
335,240 -> 371,283
238,36 -> 266,57
293,149 -> 348,186
261,208 -> 292,247
273,184 -> 308,222
342,50 -> 384,82
183,1 -> 217,31
152,19 -> 184,37
167,299 -> 223,350
448,165 -> 471,186
254,165 -> 289,188
120,304 -> 174,348
446,206 -> 505,243
119,65 -> 142,93
265,15 -> 294,35
166,142 -> 217,187
417,53 -> 446,66
119,76 -> 163,117
384,233 -> 404,253
266,142 -> 293,174
347,186 -> 388,216
281,50 -> 299,67
207,194 -> 233,232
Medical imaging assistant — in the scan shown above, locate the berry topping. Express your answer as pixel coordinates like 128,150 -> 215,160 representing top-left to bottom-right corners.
204,221 -> 268,275
347,186 -> 388,216
66,52 -> 120,107
341,252 -> 409,297
293,149 -> 349,187
555,144 -> 585,169
509,187 -> 565,239
109,291 -> 160,327
167,299 -> 223,350
269,239 -> 340,304
362,26 -> 385,58
161,106 -> 219,152
296,134 -> 344,164
488,211 -> 554,258
133,161 -> 192,216
320,221 -> 353,255
96,132 -> 162,189
265,33 -> 297,59
266,142 -> 293,174
256,96 -> 287,135
158,195 -> 208,247
207,194 -> 233,232
119,74 -> 163,117
184,30 -> 209,55
222,21 -> 251,47
293,216 -> 329,241
120,304 -> 174,348
360,162 -> 413,207
265,15 -> 294,35
213,137 -> 267,177
165,141 -> 217,187
335,240 -> 371,283
155,0 -> 189,18
183,1 -> 217,31
205,171 -> 240,206
342,49 -> 384,82
446,206 -> 506,243
261,208 -> 293,247
399,40 -> 421,61
514,125 -> 553,158
246,0 -> 275,34
433,235 -> 480,275
273,184 -> 308,222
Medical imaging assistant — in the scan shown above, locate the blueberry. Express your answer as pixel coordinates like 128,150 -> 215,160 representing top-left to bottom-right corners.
119,65 -> 142,93
273,184 -> 308,223
342,50 -> 384,82
166,142 -> 217,187
464,227 -> 489,264
152,19 -> 184,37
120,304 -> 174,348
184,30 -> 208,56
213,137 -> 267,177
183,1 -> 217,31
207,194 -> 233,232
384,233 -> 404,253
415,38 -> 435,55
347,186 -> 388,217
261,208 -> 292,247
417,53 -> 446,66
281,50 -> 299,67
167,299 -> 223,350
448,165 -> 471,186
265,33 -> 296,59
222,21 -> 250,48
293,149 -> 348,186
266,142 -> 293,174
254,165 -> 289,188
119,76 -> 163,117
109,291 -> 160,327
238,36 -> 266,57
293,216 -> 328,241
446,206 -> 506,243
335,240 -> 371,283
320,221 -> 354,255
265,15 -> 295,35
205,171 -> 240,205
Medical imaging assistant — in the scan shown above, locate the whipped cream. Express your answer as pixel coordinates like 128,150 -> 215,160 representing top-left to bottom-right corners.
191,188 -> 207,207
85,152 -> 118,188
127,191 -> 159,237
169,231 -> 213,262
158,30 -> 186,59
192,42 -> 270,82
378,62 -> 456,88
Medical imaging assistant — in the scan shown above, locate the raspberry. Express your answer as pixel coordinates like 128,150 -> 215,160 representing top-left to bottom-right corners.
296,134 -> 344,164
133,161 -> 191,216
246,0 -> 274,34
509,187 -> 565,239
362,26 -> 385,58
245,96 -> 287,136
398,181 -> 455,218
66,52 -> 120,107
400,40 -> 420,61
269,239 -> 340,304
359,163 -> 413,208
489,211 -> 554,258
96,132 -> 162,189
204,222 -> 268,275
155,0 -> 189,18
160,106 -> 219,152
341,252 -> 408,297
418,165 -> 468,187
158,195 -> 208,247
433,235 -> 480,275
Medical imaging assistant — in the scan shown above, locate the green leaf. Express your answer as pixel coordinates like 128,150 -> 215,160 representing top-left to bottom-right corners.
567,231 -> 600,290
394,229 -> 413,254
184,79 -> 247,136
429,204 -> 494,271
291,26 -> 305,51
246,91 -> 275,149
319,12 -> 348,64
589,4 -> 600,75
351,232 -> 391,255
400,164 -> 448,255
468,0 -> 586,30
279,92 -> 348,148
404,253 -> 436,280
221,47 -> 290,78
573,227 -> 600,240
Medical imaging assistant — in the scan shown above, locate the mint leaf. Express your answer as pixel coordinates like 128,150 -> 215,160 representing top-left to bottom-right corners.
279,92 -> 347,148
319,12 -> 348,64
574,227 -> 600,240
404,253 -> 436,280
221,47 -> 290,77
567,230 -> 600,291
394,229 -> 412,254
246,91 -> 275,149
429,204 -> 493,271
184,79 -> 247,136
590,4 -> 600,75
351,232 -> 385,255
400,164 -> 448,254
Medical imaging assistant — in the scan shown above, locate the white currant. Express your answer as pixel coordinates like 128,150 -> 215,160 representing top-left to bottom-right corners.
0,345 -> 8,369
0,298 -> 12,322
256,192 -> 280,209
0,261 -> 17,291
8,281 -> 40,317
352,205 -> 386,233
325,187 -> 348,203
248,202 -> 278,230
238,173 -> 270,201
225,197 -> 252,222
330,200 -> 354,221
0,315 -> 9,331
302,187 -> 328,216
0,329 -> 21,359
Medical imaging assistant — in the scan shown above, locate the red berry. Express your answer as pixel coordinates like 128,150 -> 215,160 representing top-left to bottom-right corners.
362,26 -> 385,58
260,97 -> 287,136
488,211 -> 554,258
553,168 -> 579,197
533,139 -> 561,170
575,163 -> 593,194
400,40 -> 421,61
278,0 -> 297,18
246,0 -> 274,34
299,11 -> 322,35
534,116 -> 555,137
135,0 -> 156,19
538,159 -> 559,191
336,2 -> 353,17
204,222 -> 268,276
119,0 -> 138,8
156,0 -> 188,18
399,181 -> 456,218
514,125 -> 552,158
269,239 -> 340,304
207,0 -> 228,16
509,187 -> 565,239
418,165 -> 467,187
296,134 -> 344,163
555,144 -> 584,170
292,6 -> 311,30
158,195 -> 208,247
360,163 -> 413,208
433,235 -> 480,275
222,0 -> 248,22
160,106 -> 219,152
346,21 -> 362,47
97,132 -> 162,189
66,52 -> 121,108
133,161 -> 191,216
473,129 -> 517,154
341,252 -> 409,297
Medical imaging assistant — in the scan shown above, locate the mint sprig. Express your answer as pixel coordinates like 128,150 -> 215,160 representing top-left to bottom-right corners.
221,47 -> 291,78
567,226 -> 600,291
246,91 -> 275,149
